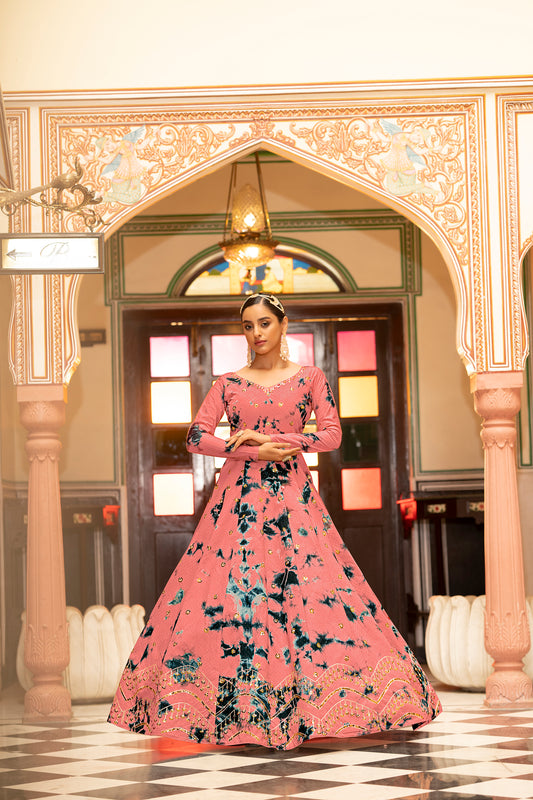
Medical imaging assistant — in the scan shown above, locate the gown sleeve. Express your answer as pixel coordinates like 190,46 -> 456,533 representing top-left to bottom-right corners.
186,376 -> 260,460
269,367 -> 342,452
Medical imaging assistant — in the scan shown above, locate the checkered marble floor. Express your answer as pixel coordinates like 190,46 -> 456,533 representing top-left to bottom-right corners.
2,685 -> 533,800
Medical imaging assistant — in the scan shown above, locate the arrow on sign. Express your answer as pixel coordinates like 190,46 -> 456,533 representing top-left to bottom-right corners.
6,249 -> 32,260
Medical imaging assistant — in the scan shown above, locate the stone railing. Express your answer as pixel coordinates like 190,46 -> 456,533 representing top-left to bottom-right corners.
17,604 -> 145,702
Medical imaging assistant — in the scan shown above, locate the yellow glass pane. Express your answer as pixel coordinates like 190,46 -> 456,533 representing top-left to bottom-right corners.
153,473 -> 194,516
338,376 -> 379,418
341,468 -> 382,510
151,381 -> 191,424
303,451 -> 318,467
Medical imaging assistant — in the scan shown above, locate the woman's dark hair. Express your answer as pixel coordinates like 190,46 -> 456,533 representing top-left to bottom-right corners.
240,293 -> 285,322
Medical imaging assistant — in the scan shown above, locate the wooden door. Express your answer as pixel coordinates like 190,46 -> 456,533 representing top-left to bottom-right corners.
123,302 -> 409,629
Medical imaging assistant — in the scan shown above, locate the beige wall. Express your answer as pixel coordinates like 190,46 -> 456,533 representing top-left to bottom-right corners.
416,236 -> 482,473
1,0 -> 532,91
60,275 -> 115,483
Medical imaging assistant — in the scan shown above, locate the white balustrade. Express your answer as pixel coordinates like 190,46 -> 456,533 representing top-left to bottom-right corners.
17,604 -> 145,702
426,595 -> 533,690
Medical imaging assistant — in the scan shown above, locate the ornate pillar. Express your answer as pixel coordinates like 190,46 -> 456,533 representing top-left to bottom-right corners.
18,385 -> 71,720
9,273 -> 82,720
472,371 -> 533,706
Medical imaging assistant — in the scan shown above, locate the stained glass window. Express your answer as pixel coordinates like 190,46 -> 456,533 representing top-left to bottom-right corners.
153,473 -> 194,516
303,451 -> 319,467
211,335 -> 248,375
337,330 -> 376,372
341,468 -> 382,510
154,429 -> 190,467
151,381 -> 192,424
185,253 -> 340,295
287,333 -> 315,365
341,422 -> 379,463
150,336 -> 190,377
338,376 -> 379,418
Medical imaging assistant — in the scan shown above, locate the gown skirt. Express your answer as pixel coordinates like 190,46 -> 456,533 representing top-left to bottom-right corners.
108,367 -> 441,749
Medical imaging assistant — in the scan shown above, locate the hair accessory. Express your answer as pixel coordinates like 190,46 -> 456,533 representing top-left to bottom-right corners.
240,292 -> 285,316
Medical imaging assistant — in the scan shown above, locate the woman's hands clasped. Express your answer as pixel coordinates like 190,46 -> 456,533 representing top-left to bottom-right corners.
226,428 -> 301,462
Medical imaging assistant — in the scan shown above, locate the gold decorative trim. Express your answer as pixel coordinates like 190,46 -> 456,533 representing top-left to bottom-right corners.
500,96 -> 533,371
5,75 -> 533,104
6,108 -> 30,233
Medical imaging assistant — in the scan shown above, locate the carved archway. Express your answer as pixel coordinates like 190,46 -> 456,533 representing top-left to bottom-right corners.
9,91 -> 533,716
41,99 -> 487,376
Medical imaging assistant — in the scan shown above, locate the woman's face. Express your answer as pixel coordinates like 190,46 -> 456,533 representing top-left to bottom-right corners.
241,301 -> 287,359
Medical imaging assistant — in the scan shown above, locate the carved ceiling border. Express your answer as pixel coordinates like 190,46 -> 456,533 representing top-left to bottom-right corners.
41,97 -> 483,372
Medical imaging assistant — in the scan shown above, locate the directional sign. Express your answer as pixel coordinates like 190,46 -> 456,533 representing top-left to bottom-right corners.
0,233 -> 104,274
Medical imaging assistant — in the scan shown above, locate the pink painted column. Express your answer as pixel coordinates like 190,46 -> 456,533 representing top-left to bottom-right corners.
472,371 -> 533,706
18,385 -> 71,721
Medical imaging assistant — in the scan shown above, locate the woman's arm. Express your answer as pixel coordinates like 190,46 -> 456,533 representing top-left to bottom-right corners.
269,368 -> 342,452
186,378 -> 260,460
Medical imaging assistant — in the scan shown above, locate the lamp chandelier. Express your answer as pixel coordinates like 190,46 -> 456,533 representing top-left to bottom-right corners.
219,152 -> 278,270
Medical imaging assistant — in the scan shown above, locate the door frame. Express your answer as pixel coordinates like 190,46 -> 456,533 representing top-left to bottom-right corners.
122,297 -> 411,624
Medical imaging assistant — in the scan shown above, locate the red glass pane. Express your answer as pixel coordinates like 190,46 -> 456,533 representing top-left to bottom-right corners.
341,468 -> 382,510
287,333 -> 315,365
211,335 -> 248,375
337,330 -> 376,372
150,336 -> 190,377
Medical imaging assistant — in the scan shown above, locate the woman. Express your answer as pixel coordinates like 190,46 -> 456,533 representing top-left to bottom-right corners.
108,293 -> 441,749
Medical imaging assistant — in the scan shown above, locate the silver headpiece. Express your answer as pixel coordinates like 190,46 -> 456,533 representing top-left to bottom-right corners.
239,292 -> 285,316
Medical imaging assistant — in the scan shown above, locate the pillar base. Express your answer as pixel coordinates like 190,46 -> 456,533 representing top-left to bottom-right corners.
23,682 -> 72,722
484,667 -> 533,708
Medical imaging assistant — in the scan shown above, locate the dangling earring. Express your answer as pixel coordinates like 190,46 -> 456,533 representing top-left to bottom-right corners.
280,333 -> 289,362
247,346 -> 254,367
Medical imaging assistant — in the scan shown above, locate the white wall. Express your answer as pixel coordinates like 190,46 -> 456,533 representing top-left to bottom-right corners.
1,0 -> 533,92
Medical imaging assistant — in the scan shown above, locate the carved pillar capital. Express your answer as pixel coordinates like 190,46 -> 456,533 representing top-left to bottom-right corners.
471,370 -> 532,706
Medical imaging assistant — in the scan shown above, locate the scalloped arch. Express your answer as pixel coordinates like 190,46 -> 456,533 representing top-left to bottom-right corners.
45,105 -> 481,371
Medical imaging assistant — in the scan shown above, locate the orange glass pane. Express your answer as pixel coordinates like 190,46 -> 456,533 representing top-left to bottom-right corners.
337,330 -> 376,372
338,376 -> 379,418
211,335 -> 249,375
341,468 -> 382,510
153,473 -> 194,516
150,336 -> 190,377
310,470 -> 319,490
287,333 -> 315,365
151,381 -> 191,423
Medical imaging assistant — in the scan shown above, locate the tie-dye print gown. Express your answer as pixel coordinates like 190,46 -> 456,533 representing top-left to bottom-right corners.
108,365 -> 441,749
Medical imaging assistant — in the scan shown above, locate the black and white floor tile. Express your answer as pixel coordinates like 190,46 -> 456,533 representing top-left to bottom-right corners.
2,685 -> 533,800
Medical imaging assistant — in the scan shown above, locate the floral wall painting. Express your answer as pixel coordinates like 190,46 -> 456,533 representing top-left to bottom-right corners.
185,255 -> 340,296
370,119 -> 438,198
93,125 -> 152,205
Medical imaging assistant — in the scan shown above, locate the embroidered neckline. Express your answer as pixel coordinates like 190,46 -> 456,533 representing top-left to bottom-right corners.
231,366 -> 305,392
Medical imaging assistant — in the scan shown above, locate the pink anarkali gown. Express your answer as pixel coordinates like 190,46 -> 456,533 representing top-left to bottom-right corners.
108,365 -> 441,749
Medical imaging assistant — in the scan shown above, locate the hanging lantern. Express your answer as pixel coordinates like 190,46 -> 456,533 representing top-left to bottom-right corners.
219,153 -> 278,270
